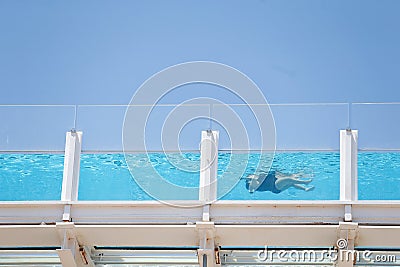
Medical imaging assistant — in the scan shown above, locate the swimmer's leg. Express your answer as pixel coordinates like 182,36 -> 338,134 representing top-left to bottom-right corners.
293,184 -> 315,191
275,172 -> 313,184
275,176 -> 313,191
293,178 -> 313,184
276,171 -> 313,182
275,177 -> 299,191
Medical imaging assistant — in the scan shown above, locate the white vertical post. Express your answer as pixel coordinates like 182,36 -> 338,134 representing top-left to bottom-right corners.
197,222 -> 218,267
56,222 -> 95,267
340,130 -> 358,201
199,130 -> 219,203
61,131 -> 82,201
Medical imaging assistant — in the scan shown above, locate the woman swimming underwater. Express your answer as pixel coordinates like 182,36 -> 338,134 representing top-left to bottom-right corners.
245,170 -> 314,194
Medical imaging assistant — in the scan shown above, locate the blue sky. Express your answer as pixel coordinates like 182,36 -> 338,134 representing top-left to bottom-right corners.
1,0 -> 400,150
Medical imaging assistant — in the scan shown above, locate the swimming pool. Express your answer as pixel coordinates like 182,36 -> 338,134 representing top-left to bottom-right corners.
0,152 -> 399,201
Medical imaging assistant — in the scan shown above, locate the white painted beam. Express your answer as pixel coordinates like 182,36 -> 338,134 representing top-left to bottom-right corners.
0,225 -> 60,247
75,225 -> 199,247
215,225 -> 339,247
0,202 -> 64,223
358,226 -> 400,247
1,224 -> 400,249
3,201 -> 400,224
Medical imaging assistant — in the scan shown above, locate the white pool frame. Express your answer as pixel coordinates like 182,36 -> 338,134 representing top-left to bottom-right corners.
1,130 -> 400,267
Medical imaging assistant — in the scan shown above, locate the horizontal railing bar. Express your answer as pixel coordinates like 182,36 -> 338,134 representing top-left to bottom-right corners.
352,102 -> 400,105
2,200 -> 400,205
269,102 -> 348,106
0,150 -> 362,153
4,149 -> 400,153
0,150 -> 65,154
0,104 -> 76,107
2,149 -> 400,154
0,148 -> 400,154
359,148 -> 400,151
0,150 -> 336,154
0,102 -> 400,107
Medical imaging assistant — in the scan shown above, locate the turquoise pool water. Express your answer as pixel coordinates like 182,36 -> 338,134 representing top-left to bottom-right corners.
0,153 -> 64,200
0,152 -> 399,201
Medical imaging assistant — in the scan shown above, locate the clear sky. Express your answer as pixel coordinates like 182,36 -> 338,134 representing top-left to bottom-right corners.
1,0 -> 399,150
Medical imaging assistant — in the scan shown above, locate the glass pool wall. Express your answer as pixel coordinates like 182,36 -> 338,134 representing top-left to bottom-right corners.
0,105 -> 74,201
1,103 -> 400,201
352,103 -> 400,200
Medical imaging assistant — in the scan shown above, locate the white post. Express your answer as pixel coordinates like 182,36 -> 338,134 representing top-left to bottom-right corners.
197,222 -> 219,267
199,130 -> 219,203
61,131 -> 82,201
56,222 -> 95,267
340,130 -> 358,201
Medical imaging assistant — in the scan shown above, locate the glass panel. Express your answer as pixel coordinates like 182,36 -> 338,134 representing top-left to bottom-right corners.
78,105 -> 205,200
76,103 -> 348,201
358,152 -> 400,200
0,106 -> 72,201
352,103 -> 400,149
271,104 -> 348,150
353,104 -> 400,200
219,104 -> 346,200
221,152 -> 340,200
0,105 -> 75,151
76,105 -> 126,151
79,152 -> 201,201
78,153 -> 150,201
76,105 -> 139,200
